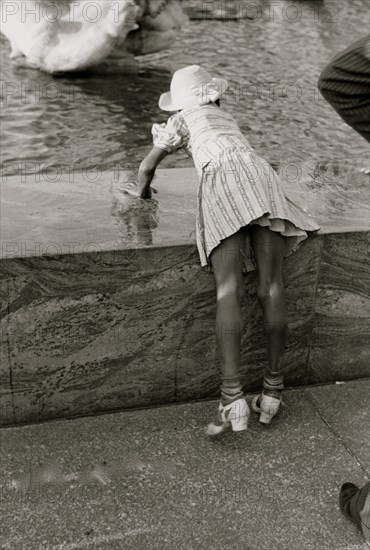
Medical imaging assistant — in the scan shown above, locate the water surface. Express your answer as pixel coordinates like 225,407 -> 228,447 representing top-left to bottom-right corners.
1,0 -> 369,179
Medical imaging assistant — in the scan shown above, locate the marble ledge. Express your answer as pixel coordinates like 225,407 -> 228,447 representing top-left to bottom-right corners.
1,160 -> 369,260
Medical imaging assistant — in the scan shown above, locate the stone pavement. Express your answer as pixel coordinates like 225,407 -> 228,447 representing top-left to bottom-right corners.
1,379 -> 369,550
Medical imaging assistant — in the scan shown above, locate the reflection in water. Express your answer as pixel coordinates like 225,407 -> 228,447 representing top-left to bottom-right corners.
111,190 -> 159,246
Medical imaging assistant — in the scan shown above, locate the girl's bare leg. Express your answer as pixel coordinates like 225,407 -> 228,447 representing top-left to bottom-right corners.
210,228 -> 247,404
250,225 -> 287,396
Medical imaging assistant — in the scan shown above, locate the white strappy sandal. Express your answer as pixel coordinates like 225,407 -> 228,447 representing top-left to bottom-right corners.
206,398 -> 250,436
251,393 -> 282,424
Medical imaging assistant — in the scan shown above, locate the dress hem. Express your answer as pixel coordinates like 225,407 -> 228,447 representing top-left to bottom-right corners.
199,212 -> 320,272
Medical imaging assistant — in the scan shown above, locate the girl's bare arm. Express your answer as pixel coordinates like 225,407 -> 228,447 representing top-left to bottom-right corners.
136,147 -> 169,198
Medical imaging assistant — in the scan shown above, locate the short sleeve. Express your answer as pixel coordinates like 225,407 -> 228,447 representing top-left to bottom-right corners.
151,113 -> 189,154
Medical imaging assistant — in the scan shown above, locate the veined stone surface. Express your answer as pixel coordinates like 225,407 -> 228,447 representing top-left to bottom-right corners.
0,164 -> 369,425
308,232 -> 370,384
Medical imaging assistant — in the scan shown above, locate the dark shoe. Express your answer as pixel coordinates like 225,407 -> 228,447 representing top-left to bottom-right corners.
339,482 -> 359,523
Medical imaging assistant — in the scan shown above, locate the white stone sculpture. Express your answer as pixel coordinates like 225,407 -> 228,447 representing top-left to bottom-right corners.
0,0 -> 187,73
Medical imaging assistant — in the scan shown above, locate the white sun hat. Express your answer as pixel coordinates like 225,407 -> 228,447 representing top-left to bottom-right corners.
159,65 -> 228,111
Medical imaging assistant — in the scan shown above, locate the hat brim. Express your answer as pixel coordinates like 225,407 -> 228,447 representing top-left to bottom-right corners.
159,78 -> 228,112
158,91 -> 177,111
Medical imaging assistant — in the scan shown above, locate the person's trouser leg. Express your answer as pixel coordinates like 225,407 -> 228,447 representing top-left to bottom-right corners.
339,481 -> 370,534
318,35 -> 370,142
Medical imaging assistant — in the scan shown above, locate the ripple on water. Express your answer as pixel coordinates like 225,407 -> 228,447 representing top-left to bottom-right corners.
0,0 -> 369,179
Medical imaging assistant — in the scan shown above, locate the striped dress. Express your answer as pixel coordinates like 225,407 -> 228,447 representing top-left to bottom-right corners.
152,104 -> 320,272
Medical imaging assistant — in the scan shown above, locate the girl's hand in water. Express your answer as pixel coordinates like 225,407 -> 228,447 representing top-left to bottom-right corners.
122,181 -> 156,199
122,147 -> 168,199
